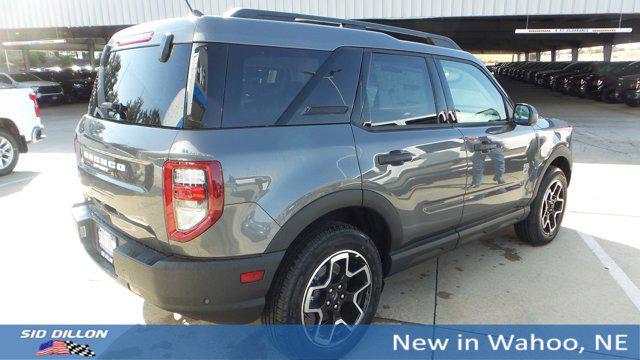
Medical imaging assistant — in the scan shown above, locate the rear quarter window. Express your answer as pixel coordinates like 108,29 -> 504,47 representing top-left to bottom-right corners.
221,45 -> 329,128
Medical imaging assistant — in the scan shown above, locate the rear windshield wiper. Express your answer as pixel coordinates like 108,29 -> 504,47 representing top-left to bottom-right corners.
99,101 -> 128,119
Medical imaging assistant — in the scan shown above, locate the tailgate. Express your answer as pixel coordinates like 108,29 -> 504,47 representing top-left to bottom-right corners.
76,116 -> 178,253
75,29 -> 193,254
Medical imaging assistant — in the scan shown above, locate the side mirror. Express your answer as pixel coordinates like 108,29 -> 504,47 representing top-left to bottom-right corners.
513,103 -> 538,126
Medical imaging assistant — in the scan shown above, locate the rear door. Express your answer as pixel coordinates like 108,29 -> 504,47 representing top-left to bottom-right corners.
76,41 -> 193,253
434,57 -> 536,231
352,50 -> 467,250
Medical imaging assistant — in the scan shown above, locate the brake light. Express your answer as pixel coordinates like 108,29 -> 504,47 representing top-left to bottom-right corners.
29,93 -> 40,118
115,31 -> 154,46
163,161 -> 224,242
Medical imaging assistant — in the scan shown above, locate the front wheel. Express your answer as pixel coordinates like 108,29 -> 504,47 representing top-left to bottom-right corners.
515,167 -> 568,245
0,129 -> 19,176
263,222 -> 383,357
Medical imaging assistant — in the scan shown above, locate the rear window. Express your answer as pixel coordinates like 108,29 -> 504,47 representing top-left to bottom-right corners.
89,44 -> 191,128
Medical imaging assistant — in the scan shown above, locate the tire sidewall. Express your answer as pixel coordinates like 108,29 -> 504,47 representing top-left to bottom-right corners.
278,227 -> 383,357
532,168 -> 568,242
0,129 -> 19,176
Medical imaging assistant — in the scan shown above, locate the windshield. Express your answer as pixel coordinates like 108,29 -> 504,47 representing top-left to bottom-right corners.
10,73 -> 42,82
88,44 -> 191,128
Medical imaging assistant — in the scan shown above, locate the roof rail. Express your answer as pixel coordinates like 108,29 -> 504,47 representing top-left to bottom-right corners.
224,8 -> 461,50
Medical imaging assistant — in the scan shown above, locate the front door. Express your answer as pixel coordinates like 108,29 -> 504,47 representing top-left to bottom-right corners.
352,51 -> 468,250
435,58 -> 537,226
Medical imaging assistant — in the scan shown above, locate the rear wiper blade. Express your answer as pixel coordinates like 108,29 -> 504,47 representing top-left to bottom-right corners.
99,101 -> 128,118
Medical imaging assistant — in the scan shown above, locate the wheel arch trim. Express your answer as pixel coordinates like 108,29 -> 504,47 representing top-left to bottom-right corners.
0,118 -> 26,152
531,145 -> 572,204
264,189 -> 403,254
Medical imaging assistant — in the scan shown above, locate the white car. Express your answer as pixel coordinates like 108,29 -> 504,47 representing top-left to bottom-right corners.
0,82 -> 45,175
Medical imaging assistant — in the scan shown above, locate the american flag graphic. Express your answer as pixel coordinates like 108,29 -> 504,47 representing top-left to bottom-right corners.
36,340 -> 96,357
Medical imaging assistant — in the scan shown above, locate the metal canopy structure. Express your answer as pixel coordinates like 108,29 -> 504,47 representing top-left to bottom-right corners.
2,0 -> 640,30
0,0 -> 639,55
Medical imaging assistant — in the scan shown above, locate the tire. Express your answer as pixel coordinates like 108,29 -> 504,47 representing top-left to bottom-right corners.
600,90 -> 615,103
0,129 -> 19,176
515,166 -> 568,246
262,221 -> 383,358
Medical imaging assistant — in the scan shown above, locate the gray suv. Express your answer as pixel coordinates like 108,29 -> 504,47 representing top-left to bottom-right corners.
74,8 -> 572,352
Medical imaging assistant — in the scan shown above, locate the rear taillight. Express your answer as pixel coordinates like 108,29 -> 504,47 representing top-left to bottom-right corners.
29,93 -> 40,118
163,161 -> 224,242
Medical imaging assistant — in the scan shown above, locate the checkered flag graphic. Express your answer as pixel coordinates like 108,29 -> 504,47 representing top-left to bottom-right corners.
65,341 -> 96,357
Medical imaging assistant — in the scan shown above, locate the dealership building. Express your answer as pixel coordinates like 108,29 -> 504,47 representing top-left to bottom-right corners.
1,0 -> 640,70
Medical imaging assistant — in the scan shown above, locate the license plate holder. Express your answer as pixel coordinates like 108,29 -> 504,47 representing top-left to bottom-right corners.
97,226 -> 117,263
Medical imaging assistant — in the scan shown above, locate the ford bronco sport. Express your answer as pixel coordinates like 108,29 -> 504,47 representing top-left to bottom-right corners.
74,8 -> 572,352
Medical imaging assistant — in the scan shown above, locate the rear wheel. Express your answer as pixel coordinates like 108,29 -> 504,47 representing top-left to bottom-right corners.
515,167 -> 567,246
0,129 -> 19,176
263,222 -> 383,357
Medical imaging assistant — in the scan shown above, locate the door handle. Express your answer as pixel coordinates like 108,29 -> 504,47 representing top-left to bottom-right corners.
473,142 -> 500,151
377,150 -> 413,166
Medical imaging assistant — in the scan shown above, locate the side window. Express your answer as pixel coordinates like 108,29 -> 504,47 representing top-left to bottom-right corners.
439,59 -> 506,123
0,75 -> 11,84
362,53 -> 437,127
222,45 -> 329,128
284,48 -> 363,125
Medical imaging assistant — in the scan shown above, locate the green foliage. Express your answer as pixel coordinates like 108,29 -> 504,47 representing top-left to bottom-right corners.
58,54 -> 74,67
27,51 -> 47,67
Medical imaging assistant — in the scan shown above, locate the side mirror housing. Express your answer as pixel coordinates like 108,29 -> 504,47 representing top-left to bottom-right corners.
513,103 -> 538,126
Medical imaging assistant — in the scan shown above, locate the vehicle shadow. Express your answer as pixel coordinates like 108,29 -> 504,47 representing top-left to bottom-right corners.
142,301 -> 216,325
0,171 -> 39,198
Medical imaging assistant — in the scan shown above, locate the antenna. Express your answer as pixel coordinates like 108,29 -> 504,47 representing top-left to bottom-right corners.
184,0 -> 203,17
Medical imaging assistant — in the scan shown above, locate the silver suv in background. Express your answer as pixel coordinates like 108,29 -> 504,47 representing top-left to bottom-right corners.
73,9 -> 573,356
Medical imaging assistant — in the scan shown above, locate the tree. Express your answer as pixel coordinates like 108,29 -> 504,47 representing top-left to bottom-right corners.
27,51 -> 46,68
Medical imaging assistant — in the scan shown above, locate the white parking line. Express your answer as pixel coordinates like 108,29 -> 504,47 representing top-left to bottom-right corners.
577,231 -> 640,313
0,175 -> 36,189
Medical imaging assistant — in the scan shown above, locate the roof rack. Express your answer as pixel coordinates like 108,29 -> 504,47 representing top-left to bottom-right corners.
224,8 -> 461,50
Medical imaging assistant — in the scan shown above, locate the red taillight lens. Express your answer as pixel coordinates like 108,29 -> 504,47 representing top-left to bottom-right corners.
29,93 -> 40,118
163,160 -> 224,243
115,31 -> 154,46
241,270 -> 265,284
173,184 -> 207,201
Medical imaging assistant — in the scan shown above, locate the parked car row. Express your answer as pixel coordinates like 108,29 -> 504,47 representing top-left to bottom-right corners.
492,61 -> 640,107
0,69 -> 95,105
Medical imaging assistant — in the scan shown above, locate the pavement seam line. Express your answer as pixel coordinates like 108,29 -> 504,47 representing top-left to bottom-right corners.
577,230 -> 640,313
0,175 -> 36,189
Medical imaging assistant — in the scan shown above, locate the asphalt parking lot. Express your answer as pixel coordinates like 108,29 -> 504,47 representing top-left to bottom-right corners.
1,78 -> 639,325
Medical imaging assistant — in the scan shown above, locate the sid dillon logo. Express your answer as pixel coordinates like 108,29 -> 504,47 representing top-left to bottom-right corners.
36,340 -> 96,357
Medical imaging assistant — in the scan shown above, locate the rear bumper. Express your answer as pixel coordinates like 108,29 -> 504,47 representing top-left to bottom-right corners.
37,92 -> 64,103
72,203 -> 284,323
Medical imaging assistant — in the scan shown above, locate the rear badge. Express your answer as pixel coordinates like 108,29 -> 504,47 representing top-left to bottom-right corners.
83,150 -> 126,173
